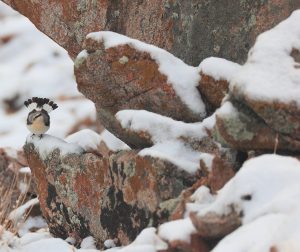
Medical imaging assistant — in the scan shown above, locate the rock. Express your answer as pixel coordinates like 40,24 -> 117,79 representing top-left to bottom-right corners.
229,11 -> 300,141
3,0 -> 300,64
190,210 -> 241,239
165,234 -> 210,252
75,33 -> 204,148
23,135 -> 197,247
198,57 -> 241,115
214,100 -> 300,152
198,73 -> 229,114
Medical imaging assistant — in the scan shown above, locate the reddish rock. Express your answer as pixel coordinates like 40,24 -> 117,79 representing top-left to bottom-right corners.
23,139 -> 197,247
3,0 -> 300,65
208,154 -> 236,193
214,100 -> 300,152
190,210 -> 241,239
198,73 -> 229,113
163,234 -> 210,252
241,98 -> 300,141
75,39 -> 201,148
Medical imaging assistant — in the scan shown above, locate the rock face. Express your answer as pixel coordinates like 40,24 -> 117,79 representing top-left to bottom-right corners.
214,100 -> 300,152
214,11 -> 300,153
75,35 -> 202,148
3,0 -> 300,64
23,138 -> 196,247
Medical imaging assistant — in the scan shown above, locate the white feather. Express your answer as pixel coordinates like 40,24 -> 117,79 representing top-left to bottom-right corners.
42,104 -> 53,113
27,102 -> 38,111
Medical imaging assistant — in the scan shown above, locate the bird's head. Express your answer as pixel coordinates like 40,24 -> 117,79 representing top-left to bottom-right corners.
28,110 -> 43,123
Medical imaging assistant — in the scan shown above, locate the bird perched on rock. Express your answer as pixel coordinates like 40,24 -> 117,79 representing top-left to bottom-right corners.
24,97 -> 58,138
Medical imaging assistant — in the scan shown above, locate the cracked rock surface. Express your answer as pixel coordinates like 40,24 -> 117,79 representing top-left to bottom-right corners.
23,137 -> 196,247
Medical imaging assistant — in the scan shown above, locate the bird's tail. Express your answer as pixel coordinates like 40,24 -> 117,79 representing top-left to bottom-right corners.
24,97 -> 58,113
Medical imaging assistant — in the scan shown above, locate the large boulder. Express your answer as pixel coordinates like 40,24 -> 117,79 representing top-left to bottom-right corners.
75,31 -> 205,148
2,0 -> 300,64
214,10 -> 300,153
23,134 -> 197,247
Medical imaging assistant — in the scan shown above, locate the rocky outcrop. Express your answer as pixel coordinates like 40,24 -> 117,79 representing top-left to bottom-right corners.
75,34 -> 203,148
23,135 -> 197,247
6,1 -> 300,250
214,100 -> 300,152
3,0 -> 300,65
198,57 -> 241,115
214,10 -> 300,153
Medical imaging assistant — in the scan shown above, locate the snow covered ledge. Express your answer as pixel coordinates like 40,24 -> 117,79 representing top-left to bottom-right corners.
116,109 -> 216,174
84,31 -> 206,117
229,10 -> 300,137
25,134 -> 84,159
23,131 -> 198,246
189,154 -> 300,251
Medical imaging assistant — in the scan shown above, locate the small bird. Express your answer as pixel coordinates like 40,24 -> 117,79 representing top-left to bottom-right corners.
24,97 -> 58,138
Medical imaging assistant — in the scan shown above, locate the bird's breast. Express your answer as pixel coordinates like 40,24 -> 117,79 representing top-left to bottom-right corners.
27,117 -> 49,135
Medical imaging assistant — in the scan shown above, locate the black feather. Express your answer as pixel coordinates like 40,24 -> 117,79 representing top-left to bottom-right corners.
24,97 -> 58,111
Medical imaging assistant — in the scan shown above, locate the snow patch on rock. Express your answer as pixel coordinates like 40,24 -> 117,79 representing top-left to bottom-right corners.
65,129 -> 130,152
116,109 -> 215,173
231,10 -> 300,105
199,57 -> 241,81
86,31 -> 206,117
26,134 -> 84,159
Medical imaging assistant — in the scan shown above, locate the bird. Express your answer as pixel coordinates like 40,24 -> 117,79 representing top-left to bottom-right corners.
24,97 -> 58,138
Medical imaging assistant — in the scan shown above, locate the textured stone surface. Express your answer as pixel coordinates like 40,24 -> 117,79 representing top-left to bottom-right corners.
3,0 -> 300,64
165,234 -> 210,252
190,210 -> 241,239
23,140 -> 197,247
239,98 -> 300,141
75,39 -> 202,148
214,99 -> 300,152
198,72 -> 229,114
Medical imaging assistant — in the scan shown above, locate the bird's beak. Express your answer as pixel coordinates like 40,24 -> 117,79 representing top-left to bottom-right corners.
33,113 -> 42,120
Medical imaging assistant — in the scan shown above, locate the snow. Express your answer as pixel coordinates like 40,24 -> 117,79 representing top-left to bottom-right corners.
26,134 -> 84,159
2,2 -> 300,252
116,109 -> 215,173
18,181 -> 29,194
9,198 -> 39,223
65,129 -> 130,152
186,186 -> 216,215
158,218 -> 197,243
0,1 -> 96,149
230,10 -> 300,105
19,167 -> 31,174
80,236 -> 96,249
86,31 -> 206,117
199,57 -> 241,81
215,100 -> 238,117
189,154 -> 300,252
104,239 -> 116,249
18,217 -> 47,237
109,228 -> 167,252
139,141 -> 212,174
